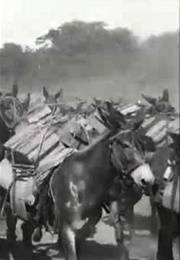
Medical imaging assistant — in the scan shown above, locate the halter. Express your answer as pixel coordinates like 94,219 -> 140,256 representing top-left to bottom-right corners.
109,139 -> 137,190
107,137 -> 143,222
110,136 -> 143,174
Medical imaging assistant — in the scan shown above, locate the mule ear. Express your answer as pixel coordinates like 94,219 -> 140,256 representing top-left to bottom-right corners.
12,81 -> 18,97
105,101 -> 126,130
142,93 -> 157,105
160,89 -> 169,102
43,86 -> 49,99
97,106 -> 110,128
55,89 -> 63,100
23,93 -> 30,111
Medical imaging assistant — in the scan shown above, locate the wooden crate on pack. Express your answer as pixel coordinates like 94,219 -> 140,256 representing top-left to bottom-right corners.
143,114 -> 179,146
3,99 -> 87,186
4,122 -> 62,163
119,102 -> 140,116
35,147 -> 74,186
116,99 -> 179,147
115,99 -> 141,116
4,101 -> 67,162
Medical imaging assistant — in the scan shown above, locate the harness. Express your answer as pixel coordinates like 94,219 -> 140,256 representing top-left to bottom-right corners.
109,138 -> 142,185
108,138 -> 143,220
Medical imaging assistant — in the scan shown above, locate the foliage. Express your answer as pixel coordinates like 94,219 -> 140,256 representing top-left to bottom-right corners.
0,21 -> 178,99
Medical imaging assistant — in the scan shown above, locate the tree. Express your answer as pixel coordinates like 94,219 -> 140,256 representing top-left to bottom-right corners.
0,43 -> 30,80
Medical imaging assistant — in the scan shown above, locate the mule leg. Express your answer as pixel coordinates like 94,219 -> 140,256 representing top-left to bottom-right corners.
124,207 -> 134,245
157,206 -> 175,260
109,201 -> 129,260
114,221 -> 129,260
0,187 -> 6,213
6,206 -> 17,246
21,221 -> 35,247
150,199 -> 158,236
61,224 -> 77,260
157,228 -> 174,260
76,207 -> 102,242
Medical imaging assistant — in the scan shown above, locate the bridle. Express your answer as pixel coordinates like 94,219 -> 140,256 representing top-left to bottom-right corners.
109,138 -> 139,190
109,132 -> 145,173
103,136 -> 144,222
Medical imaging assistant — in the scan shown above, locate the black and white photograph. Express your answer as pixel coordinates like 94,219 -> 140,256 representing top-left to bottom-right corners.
0,0 -> 179,259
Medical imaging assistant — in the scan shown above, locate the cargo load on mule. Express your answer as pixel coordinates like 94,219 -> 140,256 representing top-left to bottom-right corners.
94,95 -> 179,147
1,98 -> 94,220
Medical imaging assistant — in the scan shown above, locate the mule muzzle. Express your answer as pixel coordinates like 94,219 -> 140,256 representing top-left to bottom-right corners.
131,164 -> 155,192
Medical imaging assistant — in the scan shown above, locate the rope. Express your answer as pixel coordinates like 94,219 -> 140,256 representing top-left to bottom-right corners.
34,105 -> 57,170
11,149 -> 16,216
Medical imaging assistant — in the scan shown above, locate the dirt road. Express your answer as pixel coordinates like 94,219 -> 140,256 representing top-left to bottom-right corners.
0,218 -> 159,260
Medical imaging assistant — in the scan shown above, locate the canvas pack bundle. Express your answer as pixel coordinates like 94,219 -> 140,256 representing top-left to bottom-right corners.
0,158 -> 14,190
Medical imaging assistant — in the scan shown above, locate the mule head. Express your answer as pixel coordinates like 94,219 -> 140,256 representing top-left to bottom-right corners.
77,117 -> 98,140
0,90 -> 27,130
151,133 -> 179,203
169,132 -> 180,158
43,86 -> 63,111
110,128 -> 155,191
163,132 -> 180,182
159,88 -> 169,103
68,121 -> 90,149
95,101 -> 126,130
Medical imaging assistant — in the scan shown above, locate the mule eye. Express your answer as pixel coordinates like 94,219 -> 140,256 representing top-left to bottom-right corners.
117,140 -> 130,148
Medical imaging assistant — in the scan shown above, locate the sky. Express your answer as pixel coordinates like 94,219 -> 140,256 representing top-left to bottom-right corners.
0,0 -> 179,47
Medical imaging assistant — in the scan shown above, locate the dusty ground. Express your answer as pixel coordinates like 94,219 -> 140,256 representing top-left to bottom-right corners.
0,197 -> 179,260
0,217 -> 158,260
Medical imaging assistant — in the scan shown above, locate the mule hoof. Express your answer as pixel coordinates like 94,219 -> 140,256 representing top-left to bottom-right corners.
32,227 -> 42,242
